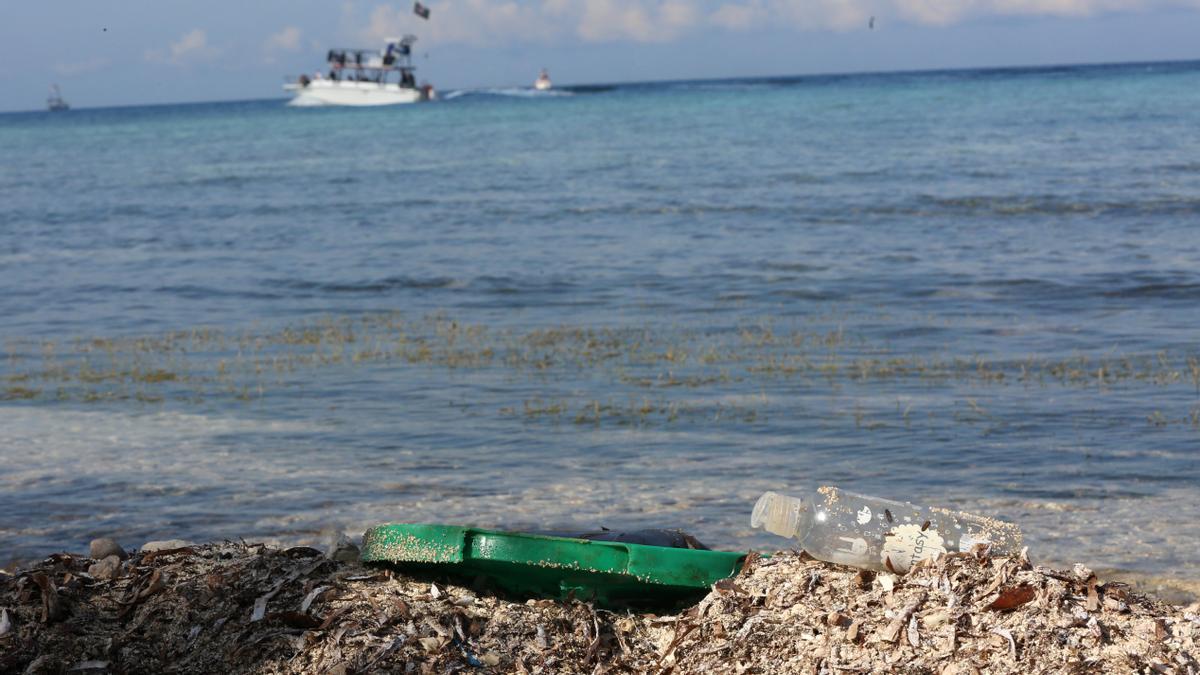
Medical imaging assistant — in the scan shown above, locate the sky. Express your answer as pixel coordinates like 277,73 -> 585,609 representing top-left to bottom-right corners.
3,0 -> 1200,111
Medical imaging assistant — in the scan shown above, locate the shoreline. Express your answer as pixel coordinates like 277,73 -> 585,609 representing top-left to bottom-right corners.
2,542 -> 1196,673
7,539 -> 1199,608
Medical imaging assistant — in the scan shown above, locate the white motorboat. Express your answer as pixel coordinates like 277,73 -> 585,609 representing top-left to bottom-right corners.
534,69 -> 552,91
285,36 -> 434,107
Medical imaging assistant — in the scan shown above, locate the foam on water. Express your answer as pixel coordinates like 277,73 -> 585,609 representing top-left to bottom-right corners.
7,402 -> 1196,597
442,87 -> 573,100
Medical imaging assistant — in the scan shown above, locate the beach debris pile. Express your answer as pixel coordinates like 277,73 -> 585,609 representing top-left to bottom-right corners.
1,542 -> 1197,674
662,550 -> 1198,674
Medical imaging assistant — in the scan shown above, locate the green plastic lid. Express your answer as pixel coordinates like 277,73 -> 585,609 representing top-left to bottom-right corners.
361,524 -> 748,609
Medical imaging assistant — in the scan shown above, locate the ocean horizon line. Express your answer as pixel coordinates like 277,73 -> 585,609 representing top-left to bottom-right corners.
4,55 -> 1198,115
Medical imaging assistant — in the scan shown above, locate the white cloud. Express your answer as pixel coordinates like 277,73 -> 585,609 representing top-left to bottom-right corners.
359,0 -> 699,46
890,0 -> 1152,25
576,0 -> 700,42
354,0 -> 1196,47
990,0 -> 1148,17
766,0 -> 874,30
711,2 -> 769,30
265,26 -> 303,52
145,29 -> 221,65
361,1 -> 562,47
577,0 -> 657,41
171,29 -> 211,60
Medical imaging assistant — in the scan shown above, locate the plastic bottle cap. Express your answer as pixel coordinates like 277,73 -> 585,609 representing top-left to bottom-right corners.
751,491 -> 806,539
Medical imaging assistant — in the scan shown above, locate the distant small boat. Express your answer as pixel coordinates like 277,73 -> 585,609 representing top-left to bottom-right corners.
534,69 -> 552,91
47,84 -> 70,111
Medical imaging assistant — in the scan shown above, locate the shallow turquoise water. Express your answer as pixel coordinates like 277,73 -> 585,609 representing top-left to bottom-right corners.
3,62 -> 1200,594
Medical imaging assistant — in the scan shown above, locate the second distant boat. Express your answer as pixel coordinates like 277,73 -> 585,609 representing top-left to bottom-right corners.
47,84 -> 70,111
534,69 -> 552,91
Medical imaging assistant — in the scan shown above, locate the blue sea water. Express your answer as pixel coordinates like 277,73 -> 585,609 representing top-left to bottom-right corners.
3,61 -> 1200,596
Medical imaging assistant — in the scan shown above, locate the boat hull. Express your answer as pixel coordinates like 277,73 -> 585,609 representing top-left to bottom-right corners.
285,81 -> 422,107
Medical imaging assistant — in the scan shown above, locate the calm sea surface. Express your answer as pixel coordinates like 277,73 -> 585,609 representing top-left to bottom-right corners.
3,62 -> 1200,598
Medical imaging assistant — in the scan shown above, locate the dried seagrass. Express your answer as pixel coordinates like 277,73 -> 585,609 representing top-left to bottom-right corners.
1,544 -> 1196,674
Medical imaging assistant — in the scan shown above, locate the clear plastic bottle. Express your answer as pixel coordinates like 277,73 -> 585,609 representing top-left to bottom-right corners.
751,486 -> 1023,573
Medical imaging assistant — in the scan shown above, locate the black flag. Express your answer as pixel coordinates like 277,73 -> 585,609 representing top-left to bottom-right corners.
414,2 -> 430,19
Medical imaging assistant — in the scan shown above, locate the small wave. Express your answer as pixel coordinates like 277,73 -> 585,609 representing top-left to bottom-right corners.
971,278 -> 1083,304
767,171 -> 826,186
268,276 -> 459,294
771,288 -> 845,301
1000,485 -> 1152,500
442,87 -> 574,100
897,194 -> 1200,218
471,275 -> 576,295
1101,282 -> 1200,300
76,283 -> 144,296
1160,162 -> 1200,174
268,275 -> 582,297
757,261 -> 829,273
973,273 -> 1200,303
171,174 -> 253,188
922,194 -> 1097,216
154,284 -> 285,300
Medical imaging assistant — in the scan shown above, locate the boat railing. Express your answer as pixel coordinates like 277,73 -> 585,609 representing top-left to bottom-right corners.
326,64 -> 415,73
286,70 -> 420,89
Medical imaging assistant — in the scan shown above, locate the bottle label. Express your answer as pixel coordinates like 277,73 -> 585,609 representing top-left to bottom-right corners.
856,506 -> 872,524
881,524 -> 946,572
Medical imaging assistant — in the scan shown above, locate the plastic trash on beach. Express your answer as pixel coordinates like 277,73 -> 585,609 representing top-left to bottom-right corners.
360,524 -> 747,609
751,486 -> 1023,573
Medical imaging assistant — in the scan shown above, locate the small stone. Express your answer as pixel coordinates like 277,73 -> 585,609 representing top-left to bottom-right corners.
331,543 -> 360,563
88,537 -> 127,560
826,612 -> 850,627
419,636 -> 442,652
323,529 -> 358,561
23,654 -> 57,675
87,555 -> 122,580
923,610 -> 952,628
878,573 -> 896,593
141,539 -> 192,553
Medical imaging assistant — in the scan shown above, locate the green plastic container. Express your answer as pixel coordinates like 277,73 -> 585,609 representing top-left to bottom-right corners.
361,524 -> 749,609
